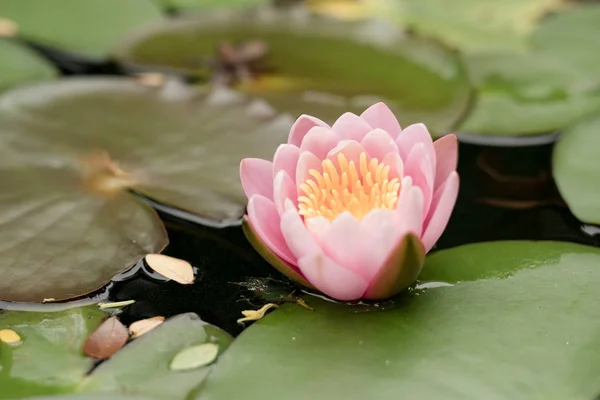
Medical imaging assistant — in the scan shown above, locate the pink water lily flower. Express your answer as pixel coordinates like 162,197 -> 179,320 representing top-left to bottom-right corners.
240,103 -> 459,301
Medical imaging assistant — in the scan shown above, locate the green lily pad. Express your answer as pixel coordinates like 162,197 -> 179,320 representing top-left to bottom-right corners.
197,241 -> 600,400
553,113 -> 600,225
374,0 -> 564,53
18,396 -> 153,400
0,306 -> 106,399
0,0 -> 164,59
0,76 -> 296,301
79,313 -> 232,399
0,39 -> 57,92
459,51 -> 600,136
156,0 -> 270,12
113,10 -> 472,133
531,4 -> 600,80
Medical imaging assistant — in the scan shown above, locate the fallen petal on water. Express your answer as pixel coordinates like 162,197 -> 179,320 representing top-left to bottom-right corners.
145,254 -> 195,284
83,316 -> 129,359
237,303 -> 279,324
129,316 -> 165,339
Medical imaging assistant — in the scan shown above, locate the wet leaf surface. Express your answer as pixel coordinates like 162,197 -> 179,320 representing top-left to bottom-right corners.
83,316 -> 129,360
553,113 -> 600,225
145,254 -> 194,284
80,313 -> 232,399
0,0 -> 165,59
197,241 -> 600,400
0,39 -> 57,92
0,306 -> 105,398
113,9 -> 472,133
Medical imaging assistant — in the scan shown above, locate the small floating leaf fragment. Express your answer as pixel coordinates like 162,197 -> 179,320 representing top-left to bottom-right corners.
83,316 -> 128,359
170,343 -> 219,371
129,316 -> 165,339
132,72 -> 166,87
42,298 -> 56,303
296,298 -> 314,311
145,254 -> 195,284
0,329 -> 21,344
237,303 -> 279,324
98,300 -> 136,309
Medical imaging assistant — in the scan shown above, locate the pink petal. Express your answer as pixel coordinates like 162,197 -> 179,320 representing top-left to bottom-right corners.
395,182 -> 424,237
360,129 -> 399,162
288,114 -> 330,147
326,140 -> 366,168
273,144 -> 300,181
297,251 -> 369,301
304,216 -> 331,245
359,102 -> 402,139
273,170 -> 297,215
247,195 -> 296,265
296,151 -> 322,196
422,172 -> 459,252
300,127 -> 340,160
404,143 -> 434,218
240,158 -> 274,200
280,200 -> 321,259
332,112 -> 372,142
381,152 -> 404,181
433,134 -> 458,190
395,123 -> 436,168
321,212 -> 366,278
355,209 -> 401,280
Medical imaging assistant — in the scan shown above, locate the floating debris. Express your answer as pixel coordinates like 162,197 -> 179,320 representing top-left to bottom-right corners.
129,316 -> 165,339
145,254 -> 195,284
170,343 -> 219,371
0,18 -> 18,37
237,303 -> 279,324
0,329 -> 21,345
98,300 -> 136,309
83,316 -> 129,359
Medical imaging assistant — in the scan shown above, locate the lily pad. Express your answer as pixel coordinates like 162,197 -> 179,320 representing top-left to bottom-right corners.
79,313 -> 232,399
459,51 -> 600,136
531,4 -> 600,80
197,241 -> 600,400
0,306 -> 106,399
156,0 -> 270,12
0,39 -> 57,92
0,76 -> 295,300
374,0 -> 565,53
553,113 -> 600,225
112,10 -> 472,133
0,0 -> 164,59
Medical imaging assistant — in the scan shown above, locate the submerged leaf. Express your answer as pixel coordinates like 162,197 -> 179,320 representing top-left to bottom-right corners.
145,254 -> 195,284
129,316 -> 165,338
83,317 -> 129,360
170,343 -> 219,371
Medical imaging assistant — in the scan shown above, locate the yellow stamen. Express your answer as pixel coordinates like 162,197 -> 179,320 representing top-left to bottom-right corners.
298,152 -> 400,221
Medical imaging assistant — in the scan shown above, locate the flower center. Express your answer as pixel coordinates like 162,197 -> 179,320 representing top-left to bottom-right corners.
298,152 -> 400,222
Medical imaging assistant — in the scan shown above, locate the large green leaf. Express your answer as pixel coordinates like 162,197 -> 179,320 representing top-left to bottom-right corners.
0,307 -> 106,399
155,0 -> 270,12
79,313 -> 232,399
113,10 -> 472,133
553,113 -> 600,225
531,4 -> 600,80
0,77 -> 292,301
197,241 -> 600,400
373,0 -> 564,53
458,52 -> 600,136
0,39 -> 57,92
0,0 -> 164,59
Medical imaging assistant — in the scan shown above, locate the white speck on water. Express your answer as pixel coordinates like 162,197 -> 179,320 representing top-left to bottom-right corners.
416,281 -> 454,290
566,341 -> 570,345
384,360 -> 390,366
292,337 -> 296,341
